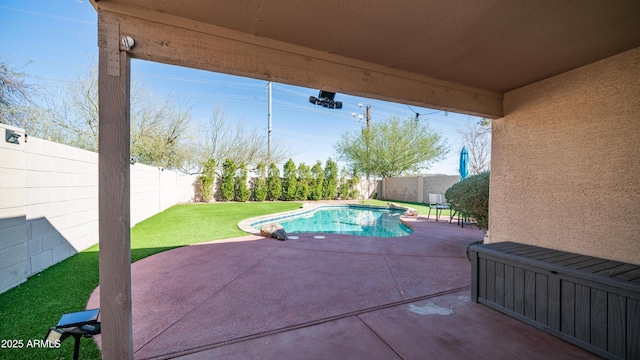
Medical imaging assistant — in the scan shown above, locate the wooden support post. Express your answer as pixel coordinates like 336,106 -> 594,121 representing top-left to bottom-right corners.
98,19 -> 133,359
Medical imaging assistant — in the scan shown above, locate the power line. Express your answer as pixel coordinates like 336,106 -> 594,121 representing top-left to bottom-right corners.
0,6 -> 95,25
407,105 -> 443,120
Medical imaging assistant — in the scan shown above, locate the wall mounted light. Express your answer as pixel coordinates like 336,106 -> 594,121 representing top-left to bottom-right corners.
5,129 -> 21,144
120,35 -> 135,52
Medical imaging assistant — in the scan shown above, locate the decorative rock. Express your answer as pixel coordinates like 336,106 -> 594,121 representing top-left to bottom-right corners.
260,223 -> 288,241
387,202 -> 403,209
387,202 -> 419,217
403,207 -> 419,217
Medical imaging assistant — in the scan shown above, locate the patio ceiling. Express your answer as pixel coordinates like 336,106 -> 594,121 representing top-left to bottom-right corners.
91,0 -> 640,118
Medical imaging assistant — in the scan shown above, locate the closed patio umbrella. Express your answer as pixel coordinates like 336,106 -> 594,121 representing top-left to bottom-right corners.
460,146 -> 469,181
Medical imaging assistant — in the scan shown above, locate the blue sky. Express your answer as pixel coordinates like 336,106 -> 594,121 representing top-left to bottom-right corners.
0,0 -> 481,175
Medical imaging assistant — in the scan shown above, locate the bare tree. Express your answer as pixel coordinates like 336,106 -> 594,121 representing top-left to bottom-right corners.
200,108 -> 293,171
130,86 -> 195,169
457,118 -> 491,175
0,61 -> 37,127
52,67 -> 100,151
23,67 -> 196,169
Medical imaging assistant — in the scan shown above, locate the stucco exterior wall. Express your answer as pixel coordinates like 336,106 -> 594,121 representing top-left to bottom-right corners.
489,47 -> 640,265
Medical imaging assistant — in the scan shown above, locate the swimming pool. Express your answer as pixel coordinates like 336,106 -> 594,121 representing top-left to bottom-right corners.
248,205 -> 414,237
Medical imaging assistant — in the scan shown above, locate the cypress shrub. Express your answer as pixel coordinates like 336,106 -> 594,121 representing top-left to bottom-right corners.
309,161 -> 324,200
295,162 -> 311,200
220,158 -> 236,201
253,162 -> 267,201
267,162 -> 282,201
282,159 -> 298,201
235,162 -> 251,202
198,158 -> 216,202
322,158 -> 339,200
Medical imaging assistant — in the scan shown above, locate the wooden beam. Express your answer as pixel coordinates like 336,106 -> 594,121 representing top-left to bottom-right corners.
98,13 -> 133,360
95,7 -> 503,118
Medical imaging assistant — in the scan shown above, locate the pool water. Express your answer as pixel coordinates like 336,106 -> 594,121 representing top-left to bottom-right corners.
252,205 -> 413,237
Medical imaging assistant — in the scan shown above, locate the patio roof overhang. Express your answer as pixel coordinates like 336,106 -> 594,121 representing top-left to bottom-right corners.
88,0 -> 640,358
91,0 -> 640,119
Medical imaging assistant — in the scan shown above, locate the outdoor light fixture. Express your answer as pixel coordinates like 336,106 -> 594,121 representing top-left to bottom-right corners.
5,129 -> 21,144
309,90 -> 342,109
44,309 -> 100,360
120,35 -> 135,51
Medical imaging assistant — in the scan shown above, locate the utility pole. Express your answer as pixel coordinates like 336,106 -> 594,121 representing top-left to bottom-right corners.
365,105 -> 371,131
352,103 -> 371,130
353,103 -> 373,180
365,104 -> 371,180
267,81 -> 272,162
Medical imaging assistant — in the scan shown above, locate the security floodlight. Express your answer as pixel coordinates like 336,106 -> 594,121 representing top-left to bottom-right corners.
309,90 -> 342,109
44,309 -> 101,360
5,129 -> 21,144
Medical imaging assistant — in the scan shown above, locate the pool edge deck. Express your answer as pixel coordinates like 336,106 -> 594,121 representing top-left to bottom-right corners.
87,216 -> 599,360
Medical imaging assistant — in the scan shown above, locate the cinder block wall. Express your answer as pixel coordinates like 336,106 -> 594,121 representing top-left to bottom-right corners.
382,176 -> 417,202
0,127 -> 197,293
420,175 -> 461,203
24,137 -> 98,275
381,175 -> 459,203
130,164 -> 190,224
356,179 -> 379,199
0,125 -> 28,293
490,47 -> 640,265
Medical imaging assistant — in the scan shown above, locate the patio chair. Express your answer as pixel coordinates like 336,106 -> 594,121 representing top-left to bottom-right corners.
427,194 -> 450,221
447,202 -> 469,228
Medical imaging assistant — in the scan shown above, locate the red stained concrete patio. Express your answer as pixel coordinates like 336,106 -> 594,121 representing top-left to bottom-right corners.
87,216 -> 599,359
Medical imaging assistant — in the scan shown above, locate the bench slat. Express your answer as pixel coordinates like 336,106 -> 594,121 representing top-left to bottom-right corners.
568,258 -> 611,271
615,267 -> 640,282
597,263 -> 640,277
580,260 -> 625,274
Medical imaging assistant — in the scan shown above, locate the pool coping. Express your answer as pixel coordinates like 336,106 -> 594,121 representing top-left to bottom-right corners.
238,202 -> 415,235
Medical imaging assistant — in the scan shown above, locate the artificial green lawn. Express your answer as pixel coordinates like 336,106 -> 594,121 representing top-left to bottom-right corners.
0,202 -> 300,360
0,199 -> 439,359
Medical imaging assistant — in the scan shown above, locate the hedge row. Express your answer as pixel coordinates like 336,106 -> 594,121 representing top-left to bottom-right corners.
199,158 -> 361,202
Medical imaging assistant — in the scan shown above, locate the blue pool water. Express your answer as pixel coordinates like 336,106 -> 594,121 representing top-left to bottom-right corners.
251,205 -> 413,237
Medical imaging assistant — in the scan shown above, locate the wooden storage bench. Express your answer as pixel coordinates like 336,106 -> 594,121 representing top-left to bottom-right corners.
469,241 -> 640,360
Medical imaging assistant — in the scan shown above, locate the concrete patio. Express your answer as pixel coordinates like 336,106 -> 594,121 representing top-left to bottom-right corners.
87,216 -> 599,359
